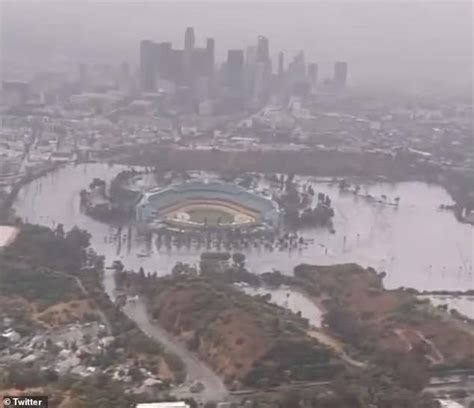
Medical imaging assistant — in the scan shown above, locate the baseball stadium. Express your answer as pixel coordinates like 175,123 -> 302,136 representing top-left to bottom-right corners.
135,181 -> 280,231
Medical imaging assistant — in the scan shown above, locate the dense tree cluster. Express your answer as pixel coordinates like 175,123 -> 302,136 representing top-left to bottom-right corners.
0,224 -> 91,313
275,368 -> 440,408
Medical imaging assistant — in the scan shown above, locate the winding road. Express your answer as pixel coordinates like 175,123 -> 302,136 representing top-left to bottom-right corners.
123,298 -> 228,403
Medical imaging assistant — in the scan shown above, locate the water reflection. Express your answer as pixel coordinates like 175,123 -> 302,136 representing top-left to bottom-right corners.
420,295 -> 474,319
241,285 -> 323,327
13,163 -> 473,291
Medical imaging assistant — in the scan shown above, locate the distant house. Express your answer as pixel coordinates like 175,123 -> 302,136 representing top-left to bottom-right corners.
1,328 -> 21,342
0,226 -> 19,249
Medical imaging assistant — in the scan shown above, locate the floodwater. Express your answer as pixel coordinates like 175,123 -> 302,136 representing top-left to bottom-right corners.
241,285 -> 323,327
14,163 -> 473,296
420,295 -> 474,318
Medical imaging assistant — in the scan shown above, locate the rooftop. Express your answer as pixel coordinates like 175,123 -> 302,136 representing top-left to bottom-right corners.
0,225 -> 20,248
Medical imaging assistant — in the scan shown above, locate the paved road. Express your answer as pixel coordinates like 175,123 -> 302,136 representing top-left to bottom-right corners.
123,298 -> 228,403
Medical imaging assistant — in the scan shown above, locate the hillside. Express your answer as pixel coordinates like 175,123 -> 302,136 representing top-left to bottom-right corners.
0,224 -> 184,399
144,275 -> 343,389
294,263 -> 474,369
0,225 -> 97,331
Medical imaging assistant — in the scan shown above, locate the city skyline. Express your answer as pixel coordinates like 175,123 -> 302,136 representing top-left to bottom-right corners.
139,26 -> 348,104
0,2 -> 473,407
2,1 -> 472,95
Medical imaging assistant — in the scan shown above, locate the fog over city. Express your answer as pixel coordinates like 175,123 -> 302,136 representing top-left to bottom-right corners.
1,1 -> 473,407
2,0 -> 473,95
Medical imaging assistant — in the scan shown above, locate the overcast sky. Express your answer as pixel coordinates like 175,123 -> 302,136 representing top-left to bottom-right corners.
1,0 -> 472,94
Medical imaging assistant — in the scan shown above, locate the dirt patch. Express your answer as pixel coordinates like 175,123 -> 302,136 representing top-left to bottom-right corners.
307,329 -> 366,368
34,299 -> 98,328
0,295 -> 35,318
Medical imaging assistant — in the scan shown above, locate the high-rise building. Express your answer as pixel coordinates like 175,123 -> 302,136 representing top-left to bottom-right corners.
170,49 -> 185,85
184,27 -> 195,51
157,42 -> 173,81
334,61 -> 348,87
184,27 -> 195,84
293,51 -> 306,79
278,52 -> 284,77
192,49 -> 211,77
196,76 -> 211,101
256,35 -> 270,62
206,38 -> 215,75
308,62 -> 318,92
244,46 -> 257,96
253,61 -> 270,104
140,40 -> 158,91
226,49 -> 244,91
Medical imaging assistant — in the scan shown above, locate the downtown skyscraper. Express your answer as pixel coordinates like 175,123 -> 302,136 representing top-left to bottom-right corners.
139,27 -> 214,92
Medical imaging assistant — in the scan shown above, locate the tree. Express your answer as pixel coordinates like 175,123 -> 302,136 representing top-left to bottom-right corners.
232,252 -> 246,269
339,179 -> 349,190
112,260 -> 124,273
55,223 -> 65,238
66,227 -> 91,250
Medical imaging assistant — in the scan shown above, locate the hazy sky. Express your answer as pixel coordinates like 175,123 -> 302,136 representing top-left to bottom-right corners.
1,0 -> 472,94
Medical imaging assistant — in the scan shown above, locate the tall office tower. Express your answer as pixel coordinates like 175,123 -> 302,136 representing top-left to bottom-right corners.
196,76 -> 211,101
226,49 -> 245,91
192,49 -> 210,77
254,36 -> 271,102
308,62 -> 318,92
158,42 -> 172,81
246,46 -> 257,68
293,51 -> 306,79
253,61 -> 270,104
256,35 -> 270,62
140,40 -> 158,92
170,49 -> 185,85
184,27 -> 196,84
334,61 -> 348,87
184,27 -> 195,51
244,46 -> 257,95
206,38 -> 215,75
278,52 -> 284,77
